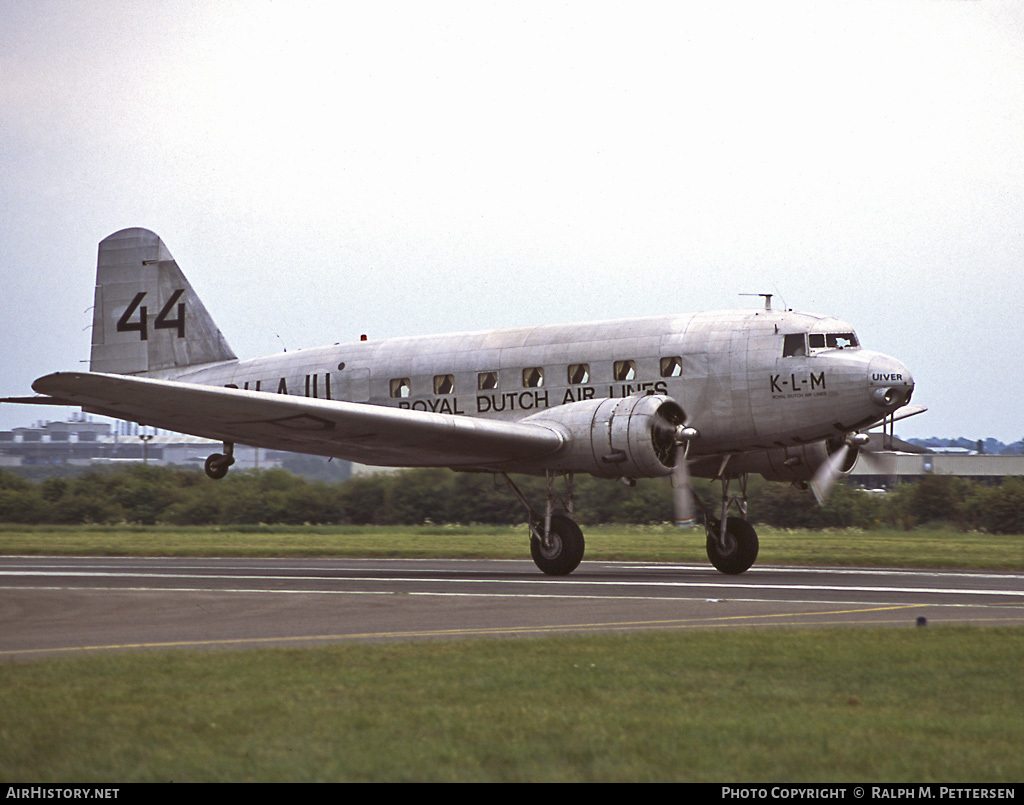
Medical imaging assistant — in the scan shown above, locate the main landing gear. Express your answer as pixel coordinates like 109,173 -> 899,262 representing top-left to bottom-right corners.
530,514 -> 585,576
696,474 -> 759,575
502,470 -> 760,576
502,472 -> 585,576
204,442 -> 235,480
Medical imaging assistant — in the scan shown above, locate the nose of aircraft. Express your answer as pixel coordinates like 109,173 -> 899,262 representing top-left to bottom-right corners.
868,354 -> 915,409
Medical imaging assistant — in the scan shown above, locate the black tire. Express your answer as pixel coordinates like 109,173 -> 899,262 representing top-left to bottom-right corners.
530,514 -> 585,576
204,453 -> 230,480
706,516 -> 759,575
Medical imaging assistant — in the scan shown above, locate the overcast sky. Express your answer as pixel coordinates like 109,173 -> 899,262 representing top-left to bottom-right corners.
2,1 -> 1022,442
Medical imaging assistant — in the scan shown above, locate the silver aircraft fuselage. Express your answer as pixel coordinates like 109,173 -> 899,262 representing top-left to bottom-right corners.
5,228 -> 922,574
151,308 -> 914,470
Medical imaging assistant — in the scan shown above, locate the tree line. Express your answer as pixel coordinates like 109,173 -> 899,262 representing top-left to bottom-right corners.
0,465 -> 1022,534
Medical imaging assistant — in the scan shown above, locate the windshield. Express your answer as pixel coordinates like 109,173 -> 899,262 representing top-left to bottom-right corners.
809,332 -> 859,350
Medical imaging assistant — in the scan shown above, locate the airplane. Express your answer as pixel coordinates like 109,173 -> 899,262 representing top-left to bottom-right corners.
2,227 -> 923,576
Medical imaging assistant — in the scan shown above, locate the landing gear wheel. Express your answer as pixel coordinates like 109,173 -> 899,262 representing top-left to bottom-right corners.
204,453 -> 234,480
706,517 -> 759,575
530,514 -> 585,576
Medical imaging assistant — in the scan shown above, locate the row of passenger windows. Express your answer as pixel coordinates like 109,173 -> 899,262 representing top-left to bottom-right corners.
389,356 -> 685,398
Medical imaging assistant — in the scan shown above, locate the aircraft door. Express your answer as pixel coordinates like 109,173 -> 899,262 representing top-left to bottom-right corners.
333,366 -> 370,402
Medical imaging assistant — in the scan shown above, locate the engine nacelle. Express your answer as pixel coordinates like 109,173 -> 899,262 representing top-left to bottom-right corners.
522,394 -> 685,479
722,437 -> 858,483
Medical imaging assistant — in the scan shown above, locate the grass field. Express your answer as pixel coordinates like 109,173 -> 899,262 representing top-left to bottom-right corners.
1,522 -> 1022,570
1,524 -> 1022,782
1,628 -> 1022,782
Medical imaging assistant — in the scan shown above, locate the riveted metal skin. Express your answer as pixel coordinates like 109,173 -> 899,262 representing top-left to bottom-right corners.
19,228 -> 918,482
521,395 -> 684,479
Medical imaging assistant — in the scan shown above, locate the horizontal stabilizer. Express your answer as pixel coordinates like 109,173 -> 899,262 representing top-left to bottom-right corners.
0,395 -> 79,406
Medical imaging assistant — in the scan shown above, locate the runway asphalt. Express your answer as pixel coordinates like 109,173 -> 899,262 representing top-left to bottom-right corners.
1,556 -> 1022,658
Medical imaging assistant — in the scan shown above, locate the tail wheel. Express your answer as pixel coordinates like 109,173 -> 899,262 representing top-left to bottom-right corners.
530,514 -> 585,576
706,517 -> 759,575
204,453 -> 234,480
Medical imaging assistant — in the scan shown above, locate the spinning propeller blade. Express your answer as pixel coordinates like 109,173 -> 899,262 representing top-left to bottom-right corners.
810,442 -> 851,506
651,403 -> 700,528
672,447 -> 697,527
671,424 -> 699,527
810,432 -> 875,506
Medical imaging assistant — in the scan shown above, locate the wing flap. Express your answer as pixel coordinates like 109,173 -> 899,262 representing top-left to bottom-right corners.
30,372 -> 565,469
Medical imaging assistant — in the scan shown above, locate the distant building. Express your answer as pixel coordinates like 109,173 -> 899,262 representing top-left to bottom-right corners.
5,416 -> 1020,487
848,451 -> 1024,487
0,414 -> 350,478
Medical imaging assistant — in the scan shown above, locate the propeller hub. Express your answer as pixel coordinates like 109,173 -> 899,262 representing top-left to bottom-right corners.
675,426 -> 700,444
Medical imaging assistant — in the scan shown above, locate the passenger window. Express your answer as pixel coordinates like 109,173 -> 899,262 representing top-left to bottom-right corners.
783,334 -> 807,357
660,356 -> 682,378
522,367 -> 544,388
433,374 -> 454,394
478,371 -> 498,391
567,363 -> 590,384
389,378 -> 411,398
613,360 -> 636,381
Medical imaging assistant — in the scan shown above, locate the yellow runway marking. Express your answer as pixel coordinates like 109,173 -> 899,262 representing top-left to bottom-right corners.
0,603 -> 932,657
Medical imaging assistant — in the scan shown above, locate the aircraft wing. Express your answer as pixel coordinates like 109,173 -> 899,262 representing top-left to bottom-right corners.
25,372 -> 566,470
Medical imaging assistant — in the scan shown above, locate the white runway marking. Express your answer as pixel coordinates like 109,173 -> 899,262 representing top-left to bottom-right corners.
2,567 -> 1023,601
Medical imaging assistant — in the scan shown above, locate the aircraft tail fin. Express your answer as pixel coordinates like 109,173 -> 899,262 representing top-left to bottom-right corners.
89,228 -> 237,375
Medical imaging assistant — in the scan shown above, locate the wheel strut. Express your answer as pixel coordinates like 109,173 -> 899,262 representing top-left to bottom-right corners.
500,471 -> 585,575
204,442 -> 236,480
701,473 -> 758,574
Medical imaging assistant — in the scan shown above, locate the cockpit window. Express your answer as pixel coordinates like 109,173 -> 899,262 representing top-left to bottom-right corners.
829,333 -> 858,349
812,332 -> 859,349
783,334 -> 807,357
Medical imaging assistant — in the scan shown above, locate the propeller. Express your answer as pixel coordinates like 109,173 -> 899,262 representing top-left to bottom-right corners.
809,432 -> 871,506
652,404 -> 700,527
670,424 -> 700,527
810,404 -> 929,505
671,433 -> 698,527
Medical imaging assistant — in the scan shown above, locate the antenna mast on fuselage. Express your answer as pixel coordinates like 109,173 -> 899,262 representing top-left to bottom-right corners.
740,293 -> 773,311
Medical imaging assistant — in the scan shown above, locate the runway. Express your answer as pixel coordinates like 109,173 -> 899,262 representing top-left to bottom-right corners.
1,556 -> 1022,658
